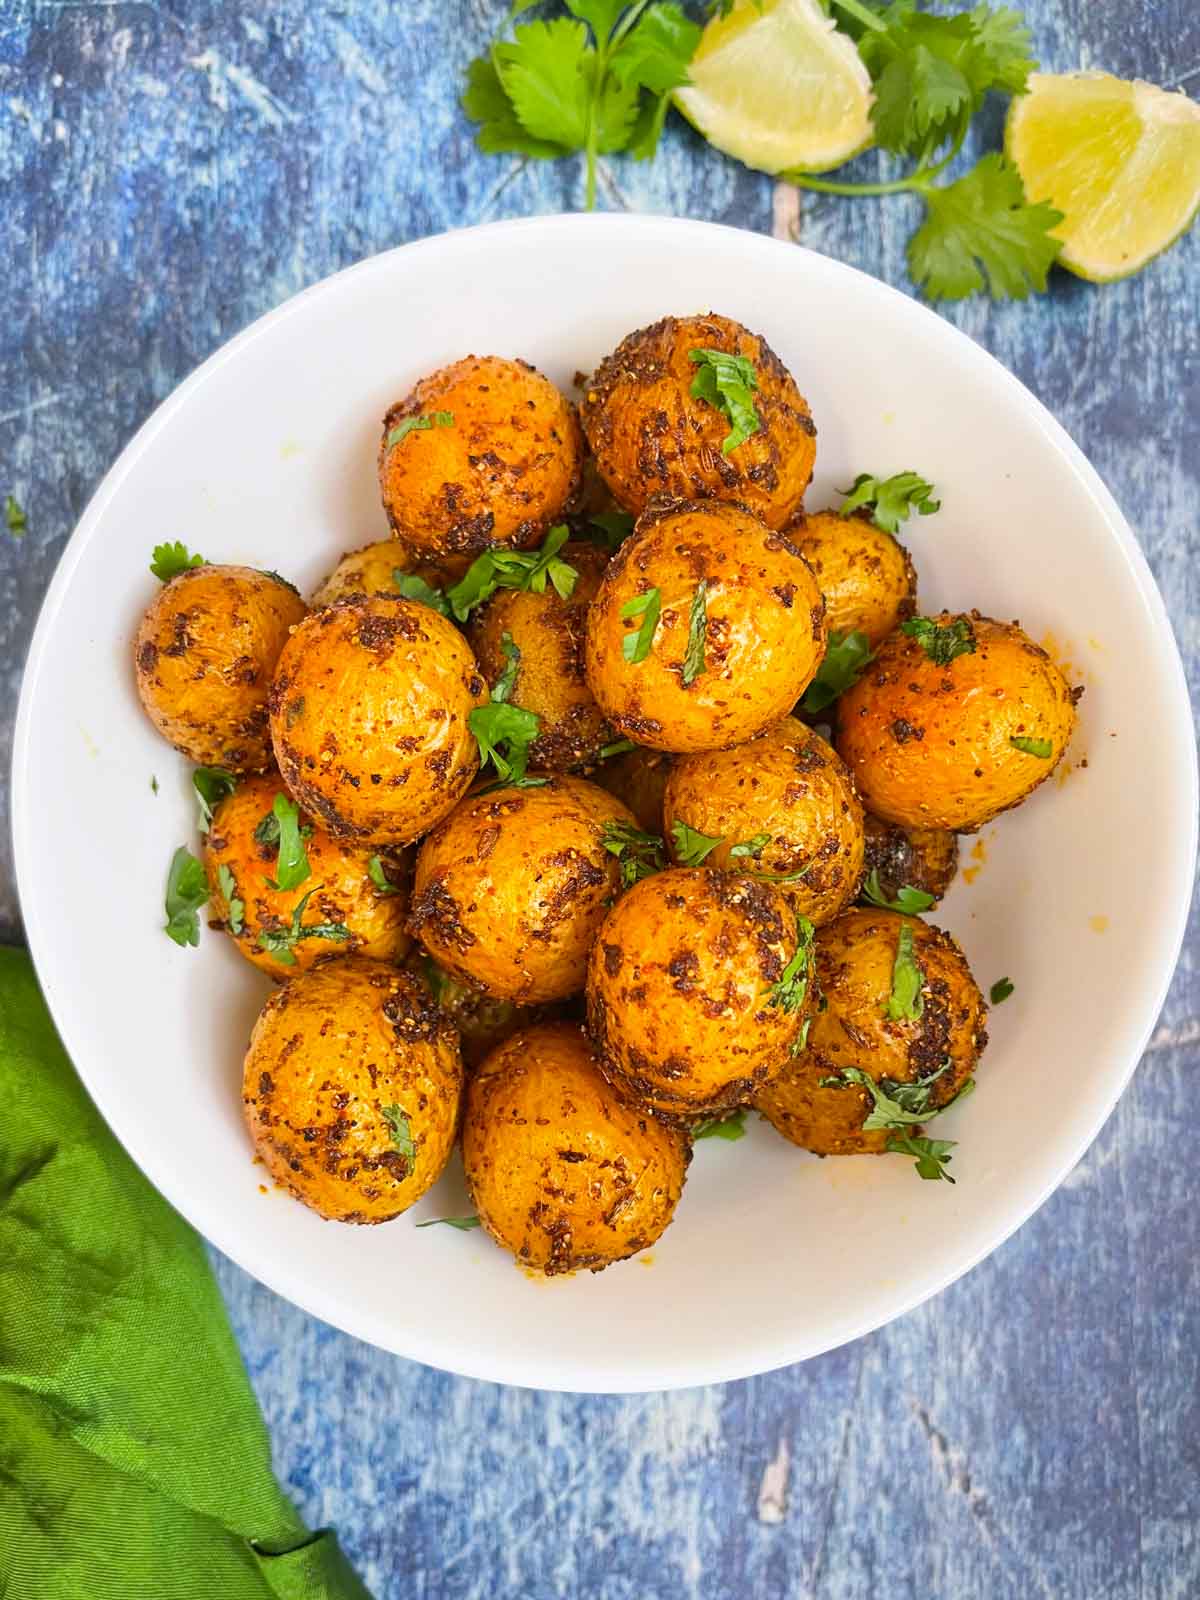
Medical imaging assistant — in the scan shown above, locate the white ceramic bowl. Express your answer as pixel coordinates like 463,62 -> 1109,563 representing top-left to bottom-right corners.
14,215 -> 1196,1393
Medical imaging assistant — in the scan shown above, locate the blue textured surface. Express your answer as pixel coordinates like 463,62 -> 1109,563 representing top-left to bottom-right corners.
2,3 -> 1199,1597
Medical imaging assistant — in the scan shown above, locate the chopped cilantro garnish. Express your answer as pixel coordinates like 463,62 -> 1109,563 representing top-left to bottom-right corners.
819,1061 -> 975,1183
620,587 -> 661,663
688,348 -> 761,455
901,615 -> 977,666
885,920 -> 925,1021
415,1214 -> 481,1230
382,1104 -> 417,1163
5,494 -> 26,537
150,541 -> 205,582
768,916 -> 816,1014
367,855 -> 399,896
164,847 -> 208,947
693,1109 -> 747,1142
990,977 -> 1014,1004
192,766 -> 237,835
217,863 -> 245,935
1009,736 -> 1052,758
839,471 -> 940,533
256,886 -> 350,967
801,629 -> 874,714
263,793 -> 311,893
681,579 -> 708,686
385,411 -> 454,451
600,819 -> 667,887
670,819 -> 724,868
861,868 -> 935,915
394,572 -> 454,617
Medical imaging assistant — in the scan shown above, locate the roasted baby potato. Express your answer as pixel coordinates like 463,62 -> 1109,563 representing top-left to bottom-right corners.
409,776 -> 637,1003
467,540 -> 612,771
587,868 -> 816,1125
462,1021 -> 690,1274
269,594 -> 487,845
836,613 -> 1078,831
243,958 -> 462,1223
581,313 -> 816,529
203,773 -> 410,978
755,907 -> 987,1158
378,355 -> 583,557
589,745 -> 675,835
135,565 -> 306,771
787,509 -> 917,647
405,950 -> 562,1070
310,538 -> 466,608
862,814 -> 959,907
663,716 -> 864,927
584,499 -> 826,753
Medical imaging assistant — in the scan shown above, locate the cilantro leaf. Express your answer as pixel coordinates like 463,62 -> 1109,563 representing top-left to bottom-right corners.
990,976 -> 1014,1004
471,702 -> 542,785
967,5 -> 1037,95
150,541 -> 205,582
445,525 -> 577,622
610,3 -> 701,96
1010,736 -> 1052,758
670,819 -> 724,868
620,587 -> 661,663
5,494 -> 26,537
886,1131 -> 959,1182
729,832 -> 769,860
819,1061 -> 975,1179
584,509 -> 636,550
682,580 -> 707,686
495,18 -> 592,149
368,855 -> 400,896
909,154 -> 1064,302
902,615 -> 977,666
217,863 -> 244,935
800,629 -> 874,715
192,766 -> 237,834
688,349 -> 761,455
382,1104 -> 417,1163
164,847 -> 208,947
385,412 -> 453,452
264,793 -> 312,893
492,633 -> 522,704
768,916 -> 816,1014
461,55 -> 570,157
885,920 -> 925,1021
256,886 -> 350,966
415,1214 -> 482,1230
599,738 -> 637,759
839,470 -> 940,533
861,867 -> 935,915
600,818 -> 667,887
693,1109 -> 747,1141
394,571 -> 453,618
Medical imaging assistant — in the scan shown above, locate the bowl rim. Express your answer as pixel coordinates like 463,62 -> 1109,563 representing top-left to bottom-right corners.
13,212 -> 1198,1392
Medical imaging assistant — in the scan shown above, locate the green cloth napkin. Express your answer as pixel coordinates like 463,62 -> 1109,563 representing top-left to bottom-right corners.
0,947 -> 374,1600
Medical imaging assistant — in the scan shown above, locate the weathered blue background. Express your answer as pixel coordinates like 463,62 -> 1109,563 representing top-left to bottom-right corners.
3,3 -> 1198,1596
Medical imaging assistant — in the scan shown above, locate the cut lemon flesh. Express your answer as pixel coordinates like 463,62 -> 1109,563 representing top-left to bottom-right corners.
674,0 -> 874,178
1006,71 -> 1200,282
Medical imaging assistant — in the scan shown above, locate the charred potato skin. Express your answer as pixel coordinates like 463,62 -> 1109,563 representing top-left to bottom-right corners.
269,594 -> 487,846
310,539 -> 468,608
755,907 -> 987,1156
409,776 -> 638,1004
663,716 -> 865,927
589,745 -> 675,835
788,509 -> 917,647
586,867 -> 816,1125
581,314 -> 816,529
467,540 -> 613,772
584,499 -> 827,754
835,612 -> 1079,832
463,1022 -> 690,1274
134,565 -> 307,771
862,814 -> 959,906
378,355 -> 584,557
242,958 -> 463,1223
203,773 -> 410,978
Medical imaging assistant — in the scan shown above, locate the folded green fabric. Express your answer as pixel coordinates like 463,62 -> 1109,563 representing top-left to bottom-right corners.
0,946 -> 373,1600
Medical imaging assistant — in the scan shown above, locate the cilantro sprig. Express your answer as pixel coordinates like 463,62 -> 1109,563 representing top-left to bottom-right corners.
800,629 -> 874,715
885,919 -> 925,1021
600,818 -> 668,886
151,541 -> 205,582
688,350 -> 761,455
469,634 -> 544,786
670,819 -> 723,868
819,1060 -> 976,1182
259,793 -> 312,893
767,916 -> 816,1015
164,847 -> 209,948
840,470 -> 940,533
257,887 -> 350,967
902,615 -> 977,666
192,767 -> 237,834
398,525 -> 578,624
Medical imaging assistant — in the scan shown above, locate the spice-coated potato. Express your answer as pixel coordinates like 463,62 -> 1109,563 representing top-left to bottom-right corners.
755,908 -> 987,1156
378,355 -> 583,557
203,773 -> 410,978
581,314 -> 816,529
409,776 -> 637,1004
584,499 -> 826,753
242,958 -> 463,1223
787,509 -> 917,647
589,745 -> 675,835
134,565 -> 306,771
462,1022 -> 690,1274
586,868 -> 816,1125
836,613 -> 1079,831
663,716 -> 864,927
310,539 -> 467,608
467,541 -> 612,771
405,950 -> 564,1070
269,595 -> 487,845
862,814 -> 959,907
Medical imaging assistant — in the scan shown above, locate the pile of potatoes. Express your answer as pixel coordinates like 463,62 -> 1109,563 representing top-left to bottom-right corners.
135,313 -> 1079,1276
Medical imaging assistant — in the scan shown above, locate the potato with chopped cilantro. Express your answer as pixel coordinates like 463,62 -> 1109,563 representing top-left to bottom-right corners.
586,868 -> 815,1126
203,773 -> 410,978
755,908 -> 987,1166
405,951 -> 566,1070
787,509 -> 917,647
862,815 -> 959,909
584,499 -> 826,753
662,716 -> 864,927
378,355 -> 583,558
590,745 -> 675,834
310,539 -> 467,608
135,565 -> 306,771
410,776 -> 637,1004
581,314 -> 816,529
836,612 -> 1079,831
243,958 -> 463,1224
269,594 -> 487,846
467,540 -> 612,771
462,1022 -> 689,1274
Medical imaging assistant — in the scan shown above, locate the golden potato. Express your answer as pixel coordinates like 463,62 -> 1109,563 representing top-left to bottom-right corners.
243,958 -> 462,1223
409,776 -> 637,1003
463,1022 -> 690,1274
467,541 -> 612,771
862,814 -> 959,907
269,595 -> 487,846
755,908 -> 987,1159
589,745 -> 675,834
405,950 -> 562,1070
310,539 -> 467,608
378,355 -> 583,557
584,499 -> 826,753
787,509 -> 917,647
134,565 -> 306,771
586,868 -> 816,1125
203,773 -> 410,978
836,612 -> 1079,831
581,313 -> 816,528
663,716 -> 864,927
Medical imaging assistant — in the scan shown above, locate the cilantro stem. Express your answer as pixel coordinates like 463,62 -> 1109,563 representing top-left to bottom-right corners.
582,0 -> 651,211
784,119 -> 969,198
828,0 -> 888,33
